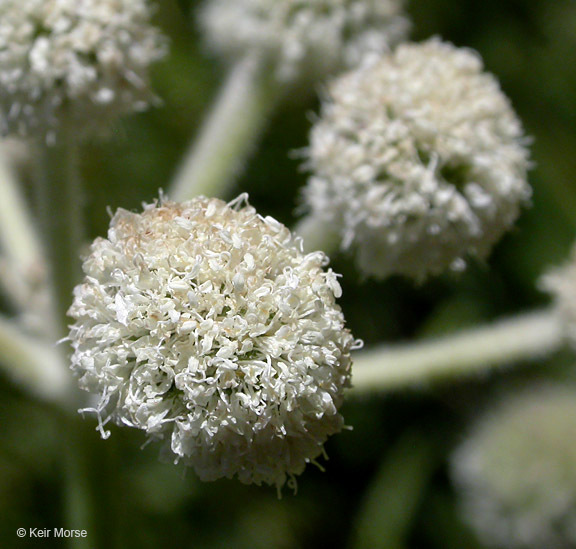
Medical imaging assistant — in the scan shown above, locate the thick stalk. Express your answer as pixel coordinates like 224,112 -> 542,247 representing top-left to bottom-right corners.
62,414 -> 100,549
36,133 -> 84,332
351,309 -> 563,394
0,142 -> 47,312
170,54 -> 282,201
294,214 -> 341,255
0,143 -> 43,280
0,313 -> 71,404
0,141 -> 71,405
35,131 -> 89,549
350,432 -> 437,549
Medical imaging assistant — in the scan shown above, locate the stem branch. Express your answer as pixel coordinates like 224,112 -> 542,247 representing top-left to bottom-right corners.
35,132 -> 90,548
170,54 -> 282,201
0,314 -> 71,403
351,309 -> 563,394
0,142 -> 47,313
36,133 -> 84,332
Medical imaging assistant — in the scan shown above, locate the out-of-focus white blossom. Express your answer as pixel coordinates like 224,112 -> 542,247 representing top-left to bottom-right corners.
452,384 -> 576,549
68,195 -> 357,490
0,0 -> 166,139
199,0 -> 408,82
304,38 -> 531,280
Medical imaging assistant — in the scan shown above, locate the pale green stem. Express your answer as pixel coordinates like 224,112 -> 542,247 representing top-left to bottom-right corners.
0,313 -> 71,404
294,214 -> 341,256
351,309 -> 563,394
0,141 -> 71,406
62,415 -> 97,549
36,133 -> 84,333
350,432 -> 436,549
35,132 -> 90,549
170,54 -> 282,201
0,142 -> 47,312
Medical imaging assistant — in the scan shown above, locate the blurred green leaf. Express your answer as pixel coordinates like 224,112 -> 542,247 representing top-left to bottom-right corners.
349,432 -> 437,549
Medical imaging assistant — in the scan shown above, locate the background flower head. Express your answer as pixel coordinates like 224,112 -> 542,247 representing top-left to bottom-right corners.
452,384 -> 576,548
199,0 -> 409,82
304,38 -> 531,280
0,0 -> 166,140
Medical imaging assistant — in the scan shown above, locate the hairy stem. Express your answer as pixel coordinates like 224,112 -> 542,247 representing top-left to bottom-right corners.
351,309 -> 563,394
0,313 -> 71,403
351,432 -> 437,549
0,142 -> 47,313
36,131 -> 90,549
62,415 -> 99,549
36,133 -> 84,333
170,54 -> 282,201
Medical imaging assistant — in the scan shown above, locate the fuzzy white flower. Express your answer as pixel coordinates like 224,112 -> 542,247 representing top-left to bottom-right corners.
68,195 -> 356,489
452,384 -> 576,549
304,38 -> 531,280
0,0 -> 166,139
199,0 -> 408,82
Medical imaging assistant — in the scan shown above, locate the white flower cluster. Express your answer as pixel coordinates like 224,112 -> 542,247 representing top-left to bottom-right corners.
304,39 -> 531,280
541,251 -> 576,349
199,0 -> 408,81
452,384 -> 576,549
68,195 -> 356,489
0,0 -> 166,139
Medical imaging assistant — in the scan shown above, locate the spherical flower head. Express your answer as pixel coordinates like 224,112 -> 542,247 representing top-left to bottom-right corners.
451,384 -> 576,548
304,38 -> 531,281
0,0 -> 166,140
199,0 -> 409,82
541,252 -> 576,349
68,195 -> 356,490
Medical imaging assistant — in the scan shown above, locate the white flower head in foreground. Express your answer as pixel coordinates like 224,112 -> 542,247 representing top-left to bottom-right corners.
304,38 -> 531,281
68,195 -> 357,490
541,250 -> 576,349
0,0 -> 166,140
199,0 -> 409,82
452,384 -> 576,548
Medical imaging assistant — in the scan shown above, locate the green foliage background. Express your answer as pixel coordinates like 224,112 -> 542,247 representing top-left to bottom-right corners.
1,0 -> 575,547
